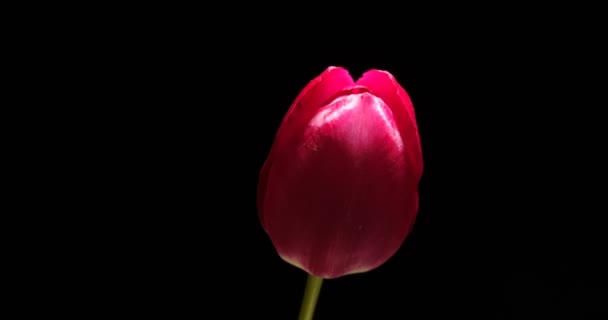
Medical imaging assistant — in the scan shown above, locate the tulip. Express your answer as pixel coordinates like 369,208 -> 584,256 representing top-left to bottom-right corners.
257,66 -> 423,318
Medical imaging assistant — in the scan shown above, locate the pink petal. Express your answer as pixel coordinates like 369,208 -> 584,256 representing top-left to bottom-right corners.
357,70 -> 423,181
257,67 -> 354,229
263,92 -> 419,278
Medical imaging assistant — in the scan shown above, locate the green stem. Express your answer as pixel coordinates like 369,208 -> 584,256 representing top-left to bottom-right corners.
298,274 -> 323,320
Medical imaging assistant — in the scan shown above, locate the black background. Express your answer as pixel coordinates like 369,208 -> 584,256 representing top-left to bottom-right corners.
101,14 -> 606,319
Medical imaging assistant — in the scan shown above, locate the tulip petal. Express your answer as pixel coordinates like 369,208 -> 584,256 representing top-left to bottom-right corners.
257,67 -> 354,229
263,93 -> 419,278
281,66 -> 355,131
357,70 -> 423,181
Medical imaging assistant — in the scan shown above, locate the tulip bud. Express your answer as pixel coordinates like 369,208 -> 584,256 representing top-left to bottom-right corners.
257,67 -> 423,279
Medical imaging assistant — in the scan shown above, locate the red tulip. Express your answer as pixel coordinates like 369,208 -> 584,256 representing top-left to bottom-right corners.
258,66 -> 423,279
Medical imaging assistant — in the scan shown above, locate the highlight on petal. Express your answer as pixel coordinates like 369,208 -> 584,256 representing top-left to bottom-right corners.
357,70 -> 423,180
